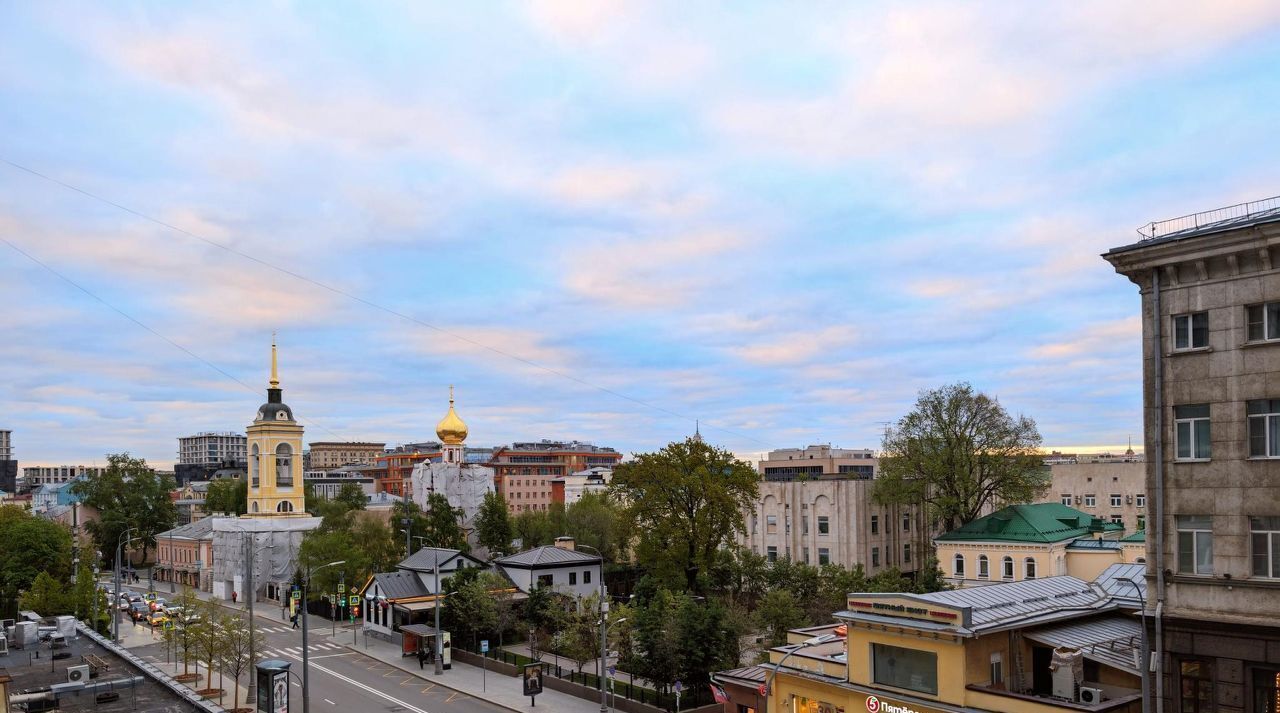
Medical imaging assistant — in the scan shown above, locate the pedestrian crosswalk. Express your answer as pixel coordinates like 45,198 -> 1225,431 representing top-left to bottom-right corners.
257,626 -> 300,634
259,642 -> 347,658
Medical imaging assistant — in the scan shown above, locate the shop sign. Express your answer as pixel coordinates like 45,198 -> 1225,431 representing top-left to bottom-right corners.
865,694 -> 931,713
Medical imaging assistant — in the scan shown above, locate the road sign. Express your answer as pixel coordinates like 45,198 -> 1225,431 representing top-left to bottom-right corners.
480,640 -> 489,653
291,590 -> 300,601
675,680 -> 682,693
349,595 -> 359,606
607,665 -> 616,678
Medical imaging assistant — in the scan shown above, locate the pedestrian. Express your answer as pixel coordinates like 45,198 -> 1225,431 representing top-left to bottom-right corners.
417,649 -> 426,670
291,613 -> 299,630
232,591 -> 238,604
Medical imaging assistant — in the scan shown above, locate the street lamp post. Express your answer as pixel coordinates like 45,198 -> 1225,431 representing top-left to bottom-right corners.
1122,577 -> 1150,713
113,527 -> 137,643
602,618 -> 626,713
576,544 -> 608,713
763,633 -> 840,711
432,548 -> 444,675
302,560 -> 345,713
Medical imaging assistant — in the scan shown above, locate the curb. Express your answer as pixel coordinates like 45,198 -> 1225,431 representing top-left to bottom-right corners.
332,638 -> 525,713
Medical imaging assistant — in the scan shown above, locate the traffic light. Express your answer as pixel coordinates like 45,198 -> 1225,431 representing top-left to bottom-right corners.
351,604 -> 360,618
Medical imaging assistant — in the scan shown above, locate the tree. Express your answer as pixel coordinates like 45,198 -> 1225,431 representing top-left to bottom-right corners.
204,479 -> 247,516
610,438 -> 759,592
298,529 -> 369,604
556,593 -> 601,674
220,616 -> 264,711
474,491 -> 513,556
674,595 -> 738,687
20,572 -> 69,615
191,599 -> 227,692
521,584 -> 564,661
873,382 -> 1048,532
444,570 -> 497,651
627,586 -> 681,692
73,453 -> 178,564
421,493 -> 466,550
165,589 -> 203,677
0,505 -> 72,611
757,589 -> 805,647
333,483 -> 368,512
486,571 -> 519,649
71,559 -> 98,621
564,491 -> 621,562
350,513 -> 400,573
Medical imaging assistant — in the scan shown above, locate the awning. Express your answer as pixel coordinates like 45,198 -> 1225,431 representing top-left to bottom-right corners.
1023,615 -> 1142,675
400,624 -> 444,637
395,600 -> 439,612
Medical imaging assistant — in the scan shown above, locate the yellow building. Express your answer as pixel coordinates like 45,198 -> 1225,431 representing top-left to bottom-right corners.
735,563 -> 1145,713
931,503 -> 1136,587
245,340 -> 307,517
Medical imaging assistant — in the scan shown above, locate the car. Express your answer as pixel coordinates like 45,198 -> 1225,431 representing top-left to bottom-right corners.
129,602 -> 150,621
149,598 -> 168,612
146,611 -> 170,627
118,593 -> 140,611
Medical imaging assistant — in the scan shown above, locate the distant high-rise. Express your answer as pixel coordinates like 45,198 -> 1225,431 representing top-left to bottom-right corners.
0,429 -> 15,493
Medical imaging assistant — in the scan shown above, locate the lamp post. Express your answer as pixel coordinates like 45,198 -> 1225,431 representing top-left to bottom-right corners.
302,560 -> 345,713
1122,577 -> 1150,713
432,548 -> 444,675
113,527 -> 137,643
575,544 -> 608,713
603,618 -> 626,713
763,633 -> 840,711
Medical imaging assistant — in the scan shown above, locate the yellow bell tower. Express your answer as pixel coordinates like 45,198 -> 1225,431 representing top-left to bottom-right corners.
245,337 -> 307,517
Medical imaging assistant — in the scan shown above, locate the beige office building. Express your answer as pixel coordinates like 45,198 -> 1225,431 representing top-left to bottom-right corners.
306,441 -> 387,471
1043,461 -> 1148,534
1105,198 -> 1280,713
755,444 -> 876,480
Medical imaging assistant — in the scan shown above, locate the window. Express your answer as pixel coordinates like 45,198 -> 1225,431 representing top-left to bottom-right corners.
1249,399 -> 1280,458
751,515 -> 758,534
903,513 -> 911,532
803,547 -> 810,564
1111,515 -> 1124,525
1254,669 -> 1280,713
1172,312 -> 1209,350
569,572 -> 577,585
1084,494 -> 1097,508
990,653 -> 1003,687
1060,493 -> 1072,506
583,570 -> 592,584
1248,302 -> 1280,342
537,574 -> 554,587
802,515 -> 809,535
1177,515 -> 1214,575
872,643 -> 938,695
870,515 -> 878,534
1136,494 -> 1146,508
978,555 -> 989,579
276,501 -> 293,513
1024,558 -> 1037,579
872,547 -> 880,567
818,548 -> 830,565
766,546 -> 777,563
817,516 -> 830,535
250,444 -> 260,487
953,554 -> 965,577
1175,404 -> 1211,460
1178,659 -> 1214,713
1250,516 -> 1280,578
1110,494 -> 1123,507
903,544 -> 911,563
1137,515 -> 1146,531
1002,556 -> 1014,580
766,515 -> 777,534
276,443 -> 294,486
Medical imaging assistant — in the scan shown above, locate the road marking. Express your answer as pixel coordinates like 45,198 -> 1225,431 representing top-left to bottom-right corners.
301,661 -> 431,713
323,699 -> 335,706
420,686 -> 434,694
309,653 -> 354,659
445,692 -> 460,703
383,669 -> 400,678
399,678 -> 416,686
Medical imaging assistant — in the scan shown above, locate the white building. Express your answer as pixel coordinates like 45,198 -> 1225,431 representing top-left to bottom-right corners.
22,465 -> 105,488
359,546 -> 488,640
178,432 -> 248,467
550,466 -> 612,505
0,429 -> 11,459
493,538 -> 602,599
304,464 -> 377,501
410,390 -> 495,544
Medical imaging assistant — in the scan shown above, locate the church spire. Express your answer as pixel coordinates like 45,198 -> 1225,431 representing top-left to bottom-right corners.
269,332 -> 280,389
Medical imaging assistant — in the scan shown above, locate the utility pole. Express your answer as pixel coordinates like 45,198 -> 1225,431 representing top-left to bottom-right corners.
245,534 -> 258,704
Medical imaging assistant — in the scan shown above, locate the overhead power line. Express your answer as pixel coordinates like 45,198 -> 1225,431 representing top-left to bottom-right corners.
1,157 -> 767,447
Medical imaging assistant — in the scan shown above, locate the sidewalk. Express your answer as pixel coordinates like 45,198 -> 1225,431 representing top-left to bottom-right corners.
499,642 -> 654,689
106,577 -> 605,713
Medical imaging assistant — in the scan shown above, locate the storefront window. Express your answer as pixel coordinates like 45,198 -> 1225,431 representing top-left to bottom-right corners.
792,696 -> 838,713
872,643 -> 938,695
1179,659 -> 1214,713
1254,669 -> 1280,713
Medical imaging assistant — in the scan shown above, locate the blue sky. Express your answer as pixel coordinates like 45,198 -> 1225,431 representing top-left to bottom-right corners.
5,2 -> 1280,467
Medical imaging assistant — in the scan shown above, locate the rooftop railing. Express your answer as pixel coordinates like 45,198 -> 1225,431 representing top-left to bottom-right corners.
1138,195 -> 1280,240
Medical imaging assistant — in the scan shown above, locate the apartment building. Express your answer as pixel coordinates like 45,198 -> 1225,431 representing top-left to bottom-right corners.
756,444 -> 876,480
489,440 -> 622,513
1105,197 -> 1280,713
178,432 -> 247,467
549,466 -> 612,505
1043,461 -> 1148,534
0,429 -> 15,493
306,441 -> 386,470
22,465 -> 105,488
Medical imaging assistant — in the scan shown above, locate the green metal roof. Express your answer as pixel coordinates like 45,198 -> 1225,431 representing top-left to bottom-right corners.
934,503 -> 1122,544
1119,530 -> 1146,543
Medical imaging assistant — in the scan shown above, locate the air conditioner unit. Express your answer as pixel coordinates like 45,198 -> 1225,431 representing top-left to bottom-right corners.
67,665 -> 90,684
1126,495 -> 1133,504
1078,687 -> 1104,704
1075,496 -> 1081,505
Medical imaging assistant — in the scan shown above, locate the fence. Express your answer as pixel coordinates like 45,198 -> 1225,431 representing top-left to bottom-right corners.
1138,195 -> 1280,240
461,643 -> 715,710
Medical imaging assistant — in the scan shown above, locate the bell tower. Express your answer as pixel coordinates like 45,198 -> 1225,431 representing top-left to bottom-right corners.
245,337 -> 307,517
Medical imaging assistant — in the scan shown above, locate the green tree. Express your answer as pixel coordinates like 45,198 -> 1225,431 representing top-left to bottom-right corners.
873,382 -> 1048,532
913,558 -> 950,593
627,586 -> 680,692
564,491 -> 620,562
219,615 -> 264,708
521,584 -> 565,661
351,513 -> 401,573
443,569 -> 497,650
421,493 -> 466,550
555,593 -> 601,674
203,479 -> 247,516
757,589 -> 805,647
334,483 -> 368,511
674,595 -> 738,687
299,529 -> 370,604
512,510 -> 553,549
475,491 -> 513,556
71,559 -> 98,621
0,505 -> 72,610
73,453 -> 178,565
20,571 -> 70,615
165,589 -> 203,677
610,438 -> 759,592
192,599 -> 228,692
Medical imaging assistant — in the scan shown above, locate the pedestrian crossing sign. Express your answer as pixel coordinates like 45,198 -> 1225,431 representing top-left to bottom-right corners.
348,595 -> 359,605
291,590 -> 300,601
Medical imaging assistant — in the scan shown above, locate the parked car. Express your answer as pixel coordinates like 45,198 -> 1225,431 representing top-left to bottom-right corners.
129,602 -> 150,621
149,598 -> 168,612
146,611 -> 170,627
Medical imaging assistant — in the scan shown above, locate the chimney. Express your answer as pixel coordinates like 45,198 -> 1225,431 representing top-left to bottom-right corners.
554,536 -> 576,551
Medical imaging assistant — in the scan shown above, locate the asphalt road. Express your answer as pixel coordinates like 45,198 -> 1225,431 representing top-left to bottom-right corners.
115,586 -> 505,713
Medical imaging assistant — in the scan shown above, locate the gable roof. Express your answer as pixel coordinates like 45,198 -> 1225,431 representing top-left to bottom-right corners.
399,547 -> 485,571
366,570 -> 431,600
934,503 -> 1123,544
495,545 -> 601,568
155,516 -> 217,541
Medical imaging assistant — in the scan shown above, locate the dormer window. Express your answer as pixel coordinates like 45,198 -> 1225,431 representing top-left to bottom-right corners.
276,443 -> 294,487
277,410 -> 288,420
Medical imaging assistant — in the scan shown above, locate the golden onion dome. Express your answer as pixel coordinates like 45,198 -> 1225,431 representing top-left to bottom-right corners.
435,386 -> 468,445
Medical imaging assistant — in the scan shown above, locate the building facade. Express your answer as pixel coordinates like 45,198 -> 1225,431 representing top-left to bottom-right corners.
306,441 -> 386,471
549,466 -> 612,505
1042,462 -> 1148,534
178,432 -> 247,468
738,477 -> 925,575
22,465 -> 104,488
304,465 -> 377,501
489,440 -> 622,513
1105,199 -> 1280,713
0,429 -> 14,493
756,444 -> 877,480
155,518 -> 215,590
410,389 -> 495,547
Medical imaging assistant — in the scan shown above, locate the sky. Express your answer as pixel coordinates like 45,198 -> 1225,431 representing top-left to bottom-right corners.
5,2 -> 1280,468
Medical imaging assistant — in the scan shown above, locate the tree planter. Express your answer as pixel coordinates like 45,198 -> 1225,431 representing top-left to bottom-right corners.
174,673 -> 200,683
